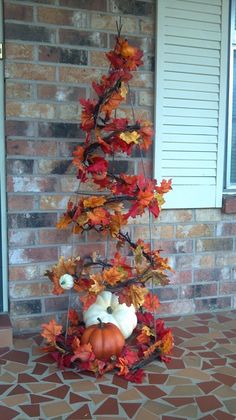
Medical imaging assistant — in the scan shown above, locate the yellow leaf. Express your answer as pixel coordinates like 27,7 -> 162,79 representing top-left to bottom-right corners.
120,131 -> 140,144
120,82 -> 128,99
83,196 -> 106,208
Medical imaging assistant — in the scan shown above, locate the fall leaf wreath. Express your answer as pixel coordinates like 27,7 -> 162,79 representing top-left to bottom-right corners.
41,28 -> 174,383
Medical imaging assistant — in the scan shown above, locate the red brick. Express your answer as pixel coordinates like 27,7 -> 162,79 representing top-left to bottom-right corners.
153,239 -> 193,254
6,82 -> 32,100
7,140 -> 57,157
8,195 -> 35,211
37,7 -> 73,25
9,230 -> 36,247
9,265 -> 38,282
5,43 -> 34,60
222,196 -> 236,214
9,247 -> 58,264
8,176 -> 57,193
44,296 -> 69,312
181,283 -> 217,299
196,238 -> 233,252
59,0 -> 107,11
5,23 -> 56,43
59,29 -> 107,48
195,297 -> 231,312
37,85 -> 86,102
6,63 -> 56,81
219,282 -> 236,295
39,229 -> 72,245
6,121 -> 35,137
4,4 -> 33,21
169,271 -> 192,285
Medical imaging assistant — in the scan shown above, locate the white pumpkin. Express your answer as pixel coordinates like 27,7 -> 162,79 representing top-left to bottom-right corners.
59,274 -> 74,290
83,291 -> 137,339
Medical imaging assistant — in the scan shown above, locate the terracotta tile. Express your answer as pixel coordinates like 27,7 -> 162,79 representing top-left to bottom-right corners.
8,384 -> 30,396
202,361 -> 214,370
69,392 -> 91,404
2,350 -> 29,364
112,374 -> 129,389
172,327 -> 194,338
0,384 -> 13,395
99,384 -> 118,394
213,409 -> 236,420
212,373 -> 236,386
199,351 -> 220,358
162,417 -> 188,420
196,395 -> 222,413
148,373 -> 168,384
0,347 -> 10,355
2,393 -> 29,407
120,402 -> 142,418
33,354 -> 55,364
31,363 -> 48,375
0,406 -> 19,418
30,394 -> 53,403
215,338 -> 230,344
171,346 -> 185,357
209,358 -> 227,366
136,385 -> 166,399
197,380 -> 221,394
42,400 -> 73,417
163,397 -> 195,407
199,415 -> 215,420
61,371 -> 83,380
187,326 -> 209,334
96,417 -> 127,420
42,373 -> 62,383
205,342 -> 216,349
18,373 -> 38,383
164,358 -> 185,369
20,404 -> 40,417
66,404 -> 92,419
94,397 -> 119,415
223,399 -> 236,414
44,384 -> 69,399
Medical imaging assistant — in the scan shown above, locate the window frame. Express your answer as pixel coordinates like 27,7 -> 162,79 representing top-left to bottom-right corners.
226,0 -> 236,190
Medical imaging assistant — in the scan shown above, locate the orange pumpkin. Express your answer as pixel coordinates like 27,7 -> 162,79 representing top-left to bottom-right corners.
81,317 -> 125,360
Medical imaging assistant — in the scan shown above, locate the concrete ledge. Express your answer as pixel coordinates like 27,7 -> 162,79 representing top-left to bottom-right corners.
0,314 -> 13,348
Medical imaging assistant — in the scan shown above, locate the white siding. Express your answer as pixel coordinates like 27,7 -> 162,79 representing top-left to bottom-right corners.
155,0 -> 229,208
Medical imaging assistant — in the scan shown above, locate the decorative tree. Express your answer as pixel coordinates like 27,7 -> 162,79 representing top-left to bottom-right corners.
41,27 -> 174,383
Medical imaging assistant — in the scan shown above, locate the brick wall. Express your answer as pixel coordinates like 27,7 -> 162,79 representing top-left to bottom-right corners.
4,0 -> 236,331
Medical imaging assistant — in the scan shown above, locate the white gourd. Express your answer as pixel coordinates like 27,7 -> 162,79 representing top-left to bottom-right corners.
83,291 -> 137,339
59,274 -> 74,290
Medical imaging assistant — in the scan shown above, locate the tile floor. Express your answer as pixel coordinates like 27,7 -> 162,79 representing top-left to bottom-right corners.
0,310 -> 236,419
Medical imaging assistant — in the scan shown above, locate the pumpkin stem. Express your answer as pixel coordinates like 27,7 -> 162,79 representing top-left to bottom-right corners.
107,306 -> 113,314
97,317 -> 104,328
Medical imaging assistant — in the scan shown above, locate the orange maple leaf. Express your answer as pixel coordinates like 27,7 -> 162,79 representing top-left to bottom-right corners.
88,207 -> 110,226
89,273 -> 105,294
103,266 -> 124,286
101,91 -> 124,114
115,357 -> 129,376
138,189 -> 154,207
71,341 -> 95,362
68,308 -> 79,326
41,319 -> 62,344
143,292 -> 160,312
109,212 -> 127,237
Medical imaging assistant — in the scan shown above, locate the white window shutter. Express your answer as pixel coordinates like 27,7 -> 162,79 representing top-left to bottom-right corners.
154,0 -> 229,208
